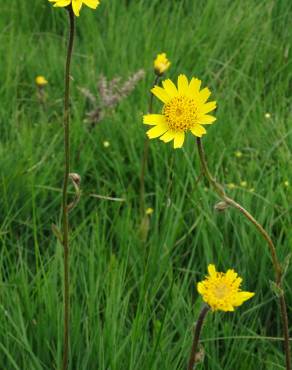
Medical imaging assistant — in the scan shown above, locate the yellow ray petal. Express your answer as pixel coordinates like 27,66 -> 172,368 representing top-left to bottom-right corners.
52,0 -> 71,6
208,264 -> 217,277
162,79 -> 178,98
198,87 -> 211,104
225,269 -> 238,281
151,86 -> 170,104
191,124 -> 207,137
82,0 -> 100,8
143,114 -> 166,126
197,282 -> 205,295
146,123 -> 168,139
173,132 -> 185,148
200,101 -> 217,114
188,77 -> 201,95
197,115 -> 216,125
177,74 -> 189,95
160,130 -> 176,143
72,0 -> 83,16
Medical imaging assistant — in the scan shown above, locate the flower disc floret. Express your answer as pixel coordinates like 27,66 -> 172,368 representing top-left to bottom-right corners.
197,264 -> 254,312
164,96 -> 198,132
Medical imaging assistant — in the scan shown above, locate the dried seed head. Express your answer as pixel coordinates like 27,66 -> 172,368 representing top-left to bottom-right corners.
69,173 -> 81,185
214,201 -> 229,212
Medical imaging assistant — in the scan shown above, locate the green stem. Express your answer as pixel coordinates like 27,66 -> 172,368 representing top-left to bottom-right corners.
61,7 -> 75,370
196,137 -> 291,370
139,75 -> 160,216
187,305 -> 210,370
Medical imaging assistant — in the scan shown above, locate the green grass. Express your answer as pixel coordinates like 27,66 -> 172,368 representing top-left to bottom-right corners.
0,0 -> 291,369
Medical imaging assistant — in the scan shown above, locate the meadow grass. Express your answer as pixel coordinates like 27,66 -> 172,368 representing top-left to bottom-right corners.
0,0 -> 291,369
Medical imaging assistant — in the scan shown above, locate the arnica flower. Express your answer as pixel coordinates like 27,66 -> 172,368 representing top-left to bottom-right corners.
35,76 -> 48,87
154,53 -> 171,75
145,207 -> 154,215
197,264 -> 254,312
49,0 -> 100,17
143,75 -> 216,148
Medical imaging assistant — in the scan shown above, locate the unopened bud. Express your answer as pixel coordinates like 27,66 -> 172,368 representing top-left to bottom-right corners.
214,201 -> 229,212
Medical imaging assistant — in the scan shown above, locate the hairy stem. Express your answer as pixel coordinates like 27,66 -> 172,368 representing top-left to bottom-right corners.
139,75 -> 160,216
187,305 -> 210,370
61,7 -> 75,370
196,138 -> 291,370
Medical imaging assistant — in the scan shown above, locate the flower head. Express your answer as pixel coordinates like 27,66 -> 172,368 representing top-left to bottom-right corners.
197,264 -> 254,312
234,150 -> 243,158
145,207 -> 154,215
35,76 -> 48,87
154,53 -> 171,75
49,0 -> 100,17
143,75 -> 216,148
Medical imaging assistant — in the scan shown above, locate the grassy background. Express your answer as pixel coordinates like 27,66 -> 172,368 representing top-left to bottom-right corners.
0,0 -> 291,369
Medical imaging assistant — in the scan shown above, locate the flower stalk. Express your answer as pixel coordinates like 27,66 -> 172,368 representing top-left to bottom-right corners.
61,7 -> 75,370
196,137 -> 291,370
139,75 -> 160,216
187,305 -> 210,370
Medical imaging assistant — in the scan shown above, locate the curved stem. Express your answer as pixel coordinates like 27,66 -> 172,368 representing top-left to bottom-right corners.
139,75 -> 160,216
196,138 -> 291,370
61,7 -> 75,370
187,305 -> 210,370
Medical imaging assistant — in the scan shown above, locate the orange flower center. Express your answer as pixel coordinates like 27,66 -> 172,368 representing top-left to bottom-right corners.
213,282 -> 231,299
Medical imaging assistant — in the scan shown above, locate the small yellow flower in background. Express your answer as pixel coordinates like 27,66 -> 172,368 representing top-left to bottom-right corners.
49,0 -> 100,17
227,183 -> 236,189
103,141 -> 110,148
35,76 -> 48,87
265,112 -> 271,119
249,188 -> 255,192
284,181 -> 289,187
234,150 -> 243,158
197,264 -> 254,312
154,53 -> 171,76
240,181 -> 247,187
145,207 -> 154,215
143,74 -> 216,149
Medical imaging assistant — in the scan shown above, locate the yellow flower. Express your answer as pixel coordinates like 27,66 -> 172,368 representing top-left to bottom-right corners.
49,0 -> 100,17
265,112 -> 271,119
143,75 -> 216,149
197,264 -> 254,312
154,53 -> 171,75
227,183 -> 236,189
234,150 -> 243,158
145,207 -> 154,215
103,140 -> 110,148
35,76 -> 48,86
284,180 -> 289,187
240,181 -> 247,187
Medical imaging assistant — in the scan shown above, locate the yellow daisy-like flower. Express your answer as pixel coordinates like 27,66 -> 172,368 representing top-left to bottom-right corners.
145,207 -> 154,215
143,75 -> 216,149
49,0 -> 100,17
154,53 -> 171,75
197,264 -> 254,312
35,76 -> 48,86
